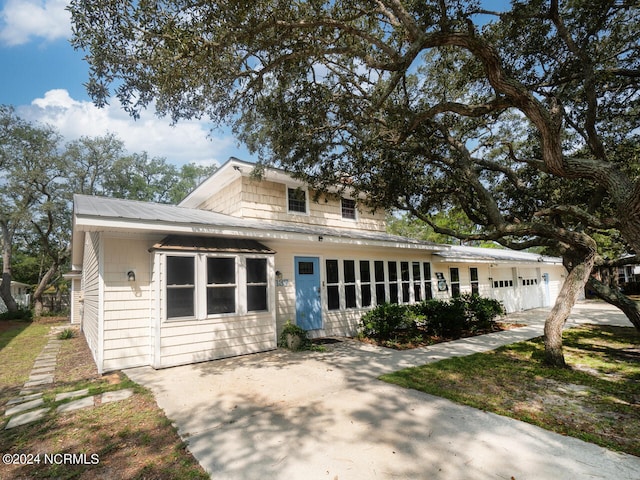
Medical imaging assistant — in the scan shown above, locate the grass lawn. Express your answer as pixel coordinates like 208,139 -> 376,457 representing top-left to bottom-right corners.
0,318 -> 209,480
381,325 -> 640,457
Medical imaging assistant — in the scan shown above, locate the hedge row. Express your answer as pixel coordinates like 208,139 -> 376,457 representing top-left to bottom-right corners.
359,294 -> 505,341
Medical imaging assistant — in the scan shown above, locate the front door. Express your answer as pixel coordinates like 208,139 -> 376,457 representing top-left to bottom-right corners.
294,256 -> 322,330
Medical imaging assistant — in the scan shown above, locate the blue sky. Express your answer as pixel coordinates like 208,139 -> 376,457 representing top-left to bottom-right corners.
0,0 -> 252,167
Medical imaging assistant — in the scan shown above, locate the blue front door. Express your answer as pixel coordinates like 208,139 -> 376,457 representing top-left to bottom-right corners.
294,256 -> 322,330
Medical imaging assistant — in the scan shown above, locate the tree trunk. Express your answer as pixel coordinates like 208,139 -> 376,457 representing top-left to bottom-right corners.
32,263 -> 58,318
0,272 -> 18,313
544,250 -> 597,367
0,222 -> 18,313
587,276 -> 640,330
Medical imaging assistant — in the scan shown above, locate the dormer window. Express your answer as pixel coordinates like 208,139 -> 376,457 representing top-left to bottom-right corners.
287,187 -> 307,214
341,198 -> 357,220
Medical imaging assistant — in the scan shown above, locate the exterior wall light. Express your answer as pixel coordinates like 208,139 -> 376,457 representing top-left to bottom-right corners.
127,270 -> 136,282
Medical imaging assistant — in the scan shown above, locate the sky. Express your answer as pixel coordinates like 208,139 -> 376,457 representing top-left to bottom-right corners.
0,0 -> 253,168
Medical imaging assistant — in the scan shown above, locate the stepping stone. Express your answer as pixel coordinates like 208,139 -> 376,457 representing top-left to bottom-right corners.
4,398 -> 45,417
19,387 -> 42,396
31,367 -> 55,376
100,389 -> 134,404
56,396 -> 95,413
24,377 -> 53,388
6,393 -> 43,406
28,373 -> 54,381
55,389 -> 90,402
5,408 -> 49,429
33,360 -> 56,368
36,354 -> 58,360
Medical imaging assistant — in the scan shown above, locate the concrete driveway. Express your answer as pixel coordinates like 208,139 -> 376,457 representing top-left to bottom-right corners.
126,303 -> 640,480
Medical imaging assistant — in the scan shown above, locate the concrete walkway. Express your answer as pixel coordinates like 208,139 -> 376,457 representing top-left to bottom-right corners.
125,302 -> 640,480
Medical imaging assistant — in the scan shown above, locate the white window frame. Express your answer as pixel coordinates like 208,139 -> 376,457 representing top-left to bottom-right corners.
163,252 -> 272,321
341,197 -> 358,220
286,186 -> 309,215
246,257 -> 269,312
165,253 -> 197,320
205,255 -> 238,316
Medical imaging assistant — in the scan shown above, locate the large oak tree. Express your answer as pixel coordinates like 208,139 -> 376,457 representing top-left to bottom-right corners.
69,0 -> 639,365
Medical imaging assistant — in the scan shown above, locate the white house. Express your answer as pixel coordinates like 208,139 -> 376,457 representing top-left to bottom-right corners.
68,158 -> 566,373
0,281 -> 31,313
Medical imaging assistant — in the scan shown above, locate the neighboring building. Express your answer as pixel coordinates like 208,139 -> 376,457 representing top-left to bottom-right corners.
68,158 -> 566,373
0,281 -> 31,313
617,258 -> 640,294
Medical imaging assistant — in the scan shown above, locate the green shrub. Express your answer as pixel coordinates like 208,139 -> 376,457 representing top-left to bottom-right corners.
58,328 -> 76,340
279,320 -> 311,351
465,294 -> 505,331
0,307 -> 33,321
361,295 -> 506,343
360,303 -> 413,340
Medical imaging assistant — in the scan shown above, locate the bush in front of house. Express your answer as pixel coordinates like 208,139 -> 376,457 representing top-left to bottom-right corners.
360,295 -> 505,343
360,302 -> 420,341
463,294 -> 505,331
0,307 -> 33,321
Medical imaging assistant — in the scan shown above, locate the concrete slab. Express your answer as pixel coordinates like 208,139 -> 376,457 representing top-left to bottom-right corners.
126,302 -> 640,480
33,360 -> 56,369
23,376 -> 53,388
4,408 -> 49,429
55,389 -> 90,401
28,373 -> 54,382
56,396 -> 95,413
6,393 -> 43,406
36,354 -> 58,360
100,389 -> 134,404
4,398 -> 45,417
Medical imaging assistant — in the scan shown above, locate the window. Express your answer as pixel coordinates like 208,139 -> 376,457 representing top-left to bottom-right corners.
412,262 -> 422,301
287,187 -> 307,213
167,256 -> 195,318
450,267 -> 460,297
207,257 -> 236,314
374,261 -> 386,304
423,262 -> 433,300
165,252 -> 271,320
360,261 -> 372,307
326,259 -> 340,310
470,267 -> 479,295
341,198 -> 356,219
344,260 -> 357,308
247,258 -> 268,311
400,262 -> 410,303
388,261 -> 399,304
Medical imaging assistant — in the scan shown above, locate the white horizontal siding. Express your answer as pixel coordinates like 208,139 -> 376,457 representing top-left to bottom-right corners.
159,313 -> 275,368
101,236 -> 153,371
81,232 -> 101,366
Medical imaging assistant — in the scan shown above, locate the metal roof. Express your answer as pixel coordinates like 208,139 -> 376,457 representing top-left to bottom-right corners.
73,194 -> 442,248
433,245 -> 562,265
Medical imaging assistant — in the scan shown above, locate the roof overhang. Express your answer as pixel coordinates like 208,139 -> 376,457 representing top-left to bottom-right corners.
432,248 -> 563,266
149,235 -> 276,254
71,194 -> 447,268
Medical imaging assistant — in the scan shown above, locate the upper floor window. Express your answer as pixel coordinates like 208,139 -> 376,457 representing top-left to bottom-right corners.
341,198 -> 357,219
287,187 -> 307,214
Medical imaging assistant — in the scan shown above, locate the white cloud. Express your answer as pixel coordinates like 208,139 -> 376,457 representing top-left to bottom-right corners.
19,89 -> 249,167
0,0 -> 70,46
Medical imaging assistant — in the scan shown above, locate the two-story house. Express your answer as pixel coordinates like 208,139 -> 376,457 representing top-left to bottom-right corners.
68,158 -> 566,373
